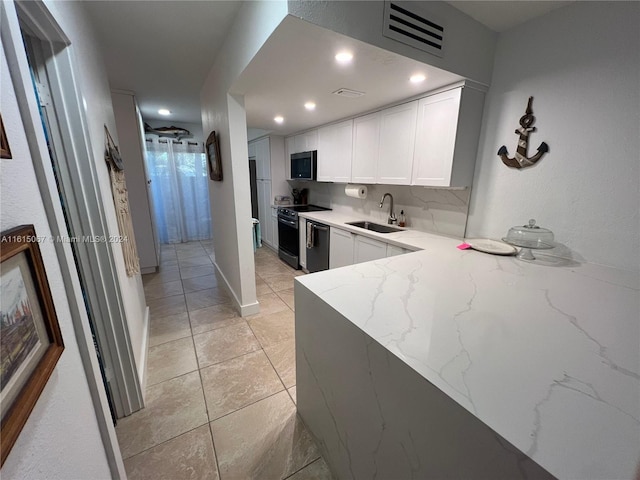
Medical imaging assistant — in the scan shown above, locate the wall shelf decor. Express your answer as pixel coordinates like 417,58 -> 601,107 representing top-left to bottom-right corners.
498,96 -> 549,169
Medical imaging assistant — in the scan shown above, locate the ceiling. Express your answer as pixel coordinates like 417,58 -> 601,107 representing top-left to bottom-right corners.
232,16 -> 464,136
446,1 -> 572,33
85,1 -> 571,129
84,1 -> 242,123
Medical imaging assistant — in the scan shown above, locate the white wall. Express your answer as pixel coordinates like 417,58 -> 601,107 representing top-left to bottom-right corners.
467,2 -> 640,271
287,0 -> 496,86
1,33 -> 112,480
299,182 -> 470,238
46,0 -> 148,380
200,1 -> 288,315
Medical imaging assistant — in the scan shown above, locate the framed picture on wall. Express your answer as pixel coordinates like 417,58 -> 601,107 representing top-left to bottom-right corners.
0,225 -> 64,465
0,114 -> 12,159
205,130 -> 222,181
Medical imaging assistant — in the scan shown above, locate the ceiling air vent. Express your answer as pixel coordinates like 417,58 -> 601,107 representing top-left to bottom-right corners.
332,88 -> 365,98
383,1 -> 446,58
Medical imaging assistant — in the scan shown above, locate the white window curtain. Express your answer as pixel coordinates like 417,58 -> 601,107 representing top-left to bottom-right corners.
145,137 -> 212,244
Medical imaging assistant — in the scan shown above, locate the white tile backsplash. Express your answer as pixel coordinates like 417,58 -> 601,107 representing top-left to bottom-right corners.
291,181 -> 470,238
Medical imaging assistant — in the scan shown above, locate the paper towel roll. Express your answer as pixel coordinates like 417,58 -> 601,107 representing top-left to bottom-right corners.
345,184 -> 368,199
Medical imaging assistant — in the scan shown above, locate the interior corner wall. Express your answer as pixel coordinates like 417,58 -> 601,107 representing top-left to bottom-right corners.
287,0 -> 497,85
467,1 -> 640,271
1,23 -> 112,480
200,0 -> 288,312
45,1 -> 148,376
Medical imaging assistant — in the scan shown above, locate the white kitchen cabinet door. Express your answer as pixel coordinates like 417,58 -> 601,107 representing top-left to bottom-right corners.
351,112 -> 380,183
377,101 -> 418,185
329,227 -> 355,269
257,179 -> 273,247
271,206 -> 279,248
294,130 -> 318,153
354,235 -> 387,264
254,137 -> 271,180
285,136 -> 295,179
299,218 -> 307,270
386,244 -> 410,257
317,120 -> 353,183
248,141 -> 257,159
411,89 -> 460,186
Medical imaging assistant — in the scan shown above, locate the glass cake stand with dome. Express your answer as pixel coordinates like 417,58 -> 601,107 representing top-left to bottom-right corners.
503,219 -> 555,261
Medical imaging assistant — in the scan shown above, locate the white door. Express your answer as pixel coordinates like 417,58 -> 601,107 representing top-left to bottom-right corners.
257,179 -> 272,246
317,120 -> 353,183
329,227 -> 355,268
255,137 -> 271,180
271,206 -> 279,248
386,244 -> 409,257
411,89 -> 461,186
352,112 -> 380,183
354,235 -> 388,263
285,136 -> 295,179
377,101 -> 418,185
299,218 -> 307,269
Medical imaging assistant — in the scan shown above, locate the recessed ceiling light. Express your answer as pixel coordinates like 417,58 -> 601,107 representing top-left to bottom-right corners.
335,51 -> 353,64
158,108 -> 171,116
409,74 -> 426,84
274,116 -> 284,124
304,102 -> 316,111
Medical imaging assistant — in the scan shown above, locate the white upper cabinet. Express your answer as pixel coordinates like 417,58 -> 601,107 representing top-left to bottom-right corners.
317,120 -> 353,183
293,130 -> 318,153
412,87 -> 484,187
351,112 -> 380,184
251,137 -> 271,180
378,101 -> 418,185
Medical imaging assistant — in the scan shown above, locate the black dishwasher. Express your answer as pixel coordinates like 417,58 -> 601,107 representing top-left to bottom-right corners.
306,220 -> 330,273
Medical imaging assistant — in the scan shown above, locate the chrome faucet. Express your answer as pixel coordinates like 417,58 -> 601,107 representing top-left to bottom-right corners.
379,193 -> 397,225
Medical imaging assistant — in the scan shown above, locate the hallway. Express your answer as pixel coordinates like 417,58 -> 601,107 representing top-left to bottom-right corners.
115,242 -> 332,479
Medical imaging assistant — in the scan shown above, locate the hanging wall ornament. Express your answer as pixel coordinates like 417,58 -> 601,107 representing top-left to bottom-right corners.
498,96 -> 549,169
104,126 -> 140,277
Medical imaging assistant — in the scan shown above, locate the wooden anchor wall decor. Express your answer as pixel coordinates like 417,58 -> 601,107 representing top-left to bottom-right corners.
498,96 -> 549,169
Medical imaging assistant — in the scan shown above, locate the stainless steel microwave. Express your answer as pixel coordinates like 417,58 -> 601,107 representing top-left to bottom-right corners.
290,150 -> 317,181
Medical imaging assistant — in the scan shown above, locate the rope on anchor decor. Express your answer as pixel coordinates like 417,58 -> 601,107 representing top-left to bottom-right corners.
498,96 -> 549,169
104,126 -> 140,277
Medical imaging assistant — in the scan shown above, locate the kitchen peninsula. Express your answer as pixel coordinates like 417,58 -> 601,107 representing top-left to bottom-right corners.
294,221 -> 639,479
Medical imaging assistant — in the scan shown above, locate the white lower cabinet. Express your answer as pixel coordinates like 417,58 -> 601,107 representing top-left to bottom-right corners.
299,218 -> 307,270
329,227 -> 355,269
354,235 -> 388,264
257,179 -> 273,247
329,226 -> 412,268
271,206 -> 278,248
386,244 -> 410,257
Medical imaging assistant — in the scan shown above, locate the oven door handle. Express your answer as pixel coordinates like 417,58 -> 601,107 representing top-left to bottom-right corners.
278,217 -> 297,228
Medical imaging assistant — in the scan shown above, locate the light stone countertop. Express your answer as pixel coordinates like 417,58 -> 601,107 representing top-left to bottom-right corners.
295,210 -> 640,479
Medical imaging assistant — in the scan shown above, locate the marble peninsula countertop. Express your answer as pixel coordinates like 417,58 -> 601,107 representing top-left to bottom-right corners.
296,211 -> 640,479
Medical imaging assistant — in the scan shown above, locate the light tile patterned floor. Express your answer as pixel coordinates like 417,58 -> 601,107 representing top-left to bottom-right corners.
116,241 -> 333,480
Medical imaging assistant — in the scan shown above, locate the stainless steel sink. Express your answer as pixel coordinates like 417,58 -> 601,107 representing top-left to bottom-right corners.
346,221 -> 403,234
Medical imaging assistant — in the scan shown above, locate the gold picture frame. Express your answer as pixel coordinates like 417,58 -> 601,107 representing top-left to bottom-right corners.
1,225 -> 64,465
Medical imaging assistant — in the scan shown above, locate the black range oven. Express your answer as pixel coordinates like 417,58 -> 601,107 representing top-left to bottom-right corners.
277,205 -> 330,269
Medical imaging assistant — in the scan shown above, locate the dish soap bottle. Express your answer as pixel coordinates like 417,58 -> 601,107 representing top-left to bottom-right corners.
399,210 -> 406,227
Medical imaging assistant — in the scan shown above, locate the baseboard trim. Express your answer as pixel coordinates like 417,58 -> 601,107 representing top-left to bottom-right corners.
138,306 -> 150,401
213,261 -> 260,317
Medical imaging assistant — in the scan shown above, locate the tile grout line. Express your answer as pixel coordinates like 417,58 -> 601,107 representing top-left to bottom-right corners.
185,301 -> 224,479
